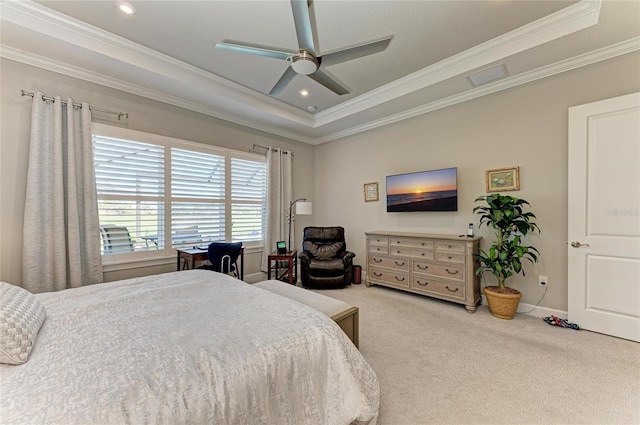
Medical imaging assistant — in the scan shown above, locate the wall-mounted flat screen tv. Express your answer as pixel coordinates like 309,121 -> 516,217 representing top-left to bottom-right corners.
386,167 -> 458,212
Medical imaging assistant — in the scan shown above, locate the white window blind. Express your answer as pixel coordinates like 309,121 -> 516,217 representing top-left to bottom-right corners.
171,147 -> 226,248
93,125 -> 267,258
231,157 -> 266,242
171,148 -> 224,199
94,135 -> 164,254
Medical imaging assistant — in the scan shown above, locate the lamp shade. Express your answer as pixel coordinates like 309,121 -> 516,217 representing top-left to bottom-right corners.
295,201 -> 312,215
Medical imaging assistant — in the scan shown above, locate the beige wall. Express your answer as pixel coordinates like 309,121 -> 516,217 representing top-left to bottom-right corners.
2,52 -> 639,312
0,58 -> 314,285
312,52 -> 640,312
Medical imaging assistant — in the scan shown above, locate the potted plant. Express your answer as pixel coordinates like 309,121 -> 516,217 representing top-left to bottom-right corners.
473,194 -> 540,319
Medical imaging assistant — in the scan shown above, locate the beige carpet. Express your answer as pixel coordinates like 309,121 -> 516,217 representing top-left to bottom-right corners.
314,284 -> 640,425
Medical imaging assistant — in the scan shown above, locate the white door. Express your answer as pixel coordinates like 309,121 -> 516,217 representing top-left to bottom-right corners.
568,92 -> 640,342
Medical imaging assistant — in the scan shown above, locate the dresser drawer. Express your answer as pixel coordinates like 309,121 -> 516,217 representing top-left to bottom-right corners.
389,246 -> 434,259
412,261 -> 465,281
367,236 -> 389,246
410,276 -> 465,300
435,240 -> 466,253
369,244 -> 389,254
368,267 -> 410,288
435,252 -> 466,264
369,254 -> 409,271
390,237 -> 434,249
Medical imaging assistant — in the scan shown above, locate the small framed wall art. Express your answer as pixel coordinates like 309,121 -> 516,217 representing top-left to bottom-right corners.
485,166 -> 520,192
364,182 -> 379,202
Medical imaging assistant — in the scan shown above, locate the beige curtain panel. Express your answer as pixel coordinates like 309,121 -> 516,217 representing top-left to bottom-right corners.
22,92 -> 103,292
260,147 -> 292,272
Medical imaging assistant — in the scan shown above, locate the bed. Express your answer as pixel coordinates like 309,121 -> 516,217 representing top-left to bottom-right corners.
0,270 -> 379,424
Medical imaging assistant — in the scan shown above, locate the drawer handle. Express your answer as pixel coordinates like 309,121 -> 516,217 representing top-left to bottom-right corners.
395,276 -> 405,282
416,264 -> 429,270
373,272 -> 383,277
395,240 -> 401,244
395,261 -> 405,266
373,258 -> 383,263
421,253 -> 425,256
445,286 -> 459,293
396,250 -> 401,254
421,242 -> 425,246
448,256 -> 453,260
445,269 -> 459,275
448,245 -> 453,248
417,280 -> 428,286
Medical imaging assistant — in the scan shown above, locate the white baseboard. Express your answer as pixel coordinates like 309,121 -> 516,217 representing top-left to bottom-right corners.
352,272 -> 569,319
246,272 -> 303,285
480,294 -> 567,319
245,272 -> 268,284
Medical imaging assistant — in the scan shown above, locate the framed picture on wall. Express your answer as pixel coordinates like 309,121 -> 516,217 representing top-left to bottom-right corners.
486,167 -> 520,192
364,182 -> 379,202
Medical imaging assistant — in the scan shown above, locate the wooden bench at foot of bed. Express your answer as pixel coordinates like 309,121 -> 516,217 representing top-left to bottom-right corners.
254,280 -> 359,348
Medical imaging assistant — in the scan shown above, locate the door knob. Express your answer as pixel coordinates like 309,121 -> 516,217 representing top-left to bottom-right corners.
571,241 -> 590,248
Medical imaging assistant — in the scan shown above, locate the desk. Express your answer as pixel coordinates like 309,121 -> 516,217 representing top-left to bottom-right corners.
267,250 -> 297,285
176,247 -> 244,280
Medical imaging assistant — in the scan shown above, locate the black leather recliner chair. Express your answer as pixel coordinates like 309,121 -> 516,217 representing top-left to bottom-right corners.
299,226 -> 355,289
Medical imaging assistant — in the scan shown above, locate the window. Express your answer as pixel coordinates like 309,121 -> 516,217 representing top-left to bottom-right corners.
93,124 -> 266,260
231,157 -> 267,242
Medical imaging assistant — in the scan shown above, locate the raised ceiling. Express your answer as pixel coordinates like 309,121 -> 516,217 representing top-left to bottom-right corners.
1,0 -> 639,144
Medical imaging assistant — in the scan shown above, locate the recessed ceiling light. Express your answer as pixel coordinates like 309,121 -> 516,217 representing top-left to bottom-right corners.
307,105 -> 317,112
117,1 -> 136,15
299,89 -> 309,97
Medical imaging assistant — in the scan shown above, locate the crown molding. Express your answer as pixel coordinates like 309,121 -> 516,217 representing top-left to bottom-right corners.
313,0 -> 602,127
0,45 -> 315,144
3,0 -> 627,146
0,0 -> 314,127
4,35 -> 636,146
2,0 -> 602,130
313,37 -> 640,145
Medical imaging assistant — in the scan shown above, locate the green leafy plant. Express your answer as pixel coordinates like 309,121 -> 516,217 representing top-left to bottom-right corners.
473,194 -> 540,291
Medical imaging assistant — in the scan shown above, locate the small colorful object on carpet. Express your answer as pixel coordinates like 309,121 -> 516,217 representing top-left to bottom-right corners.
543,315 -> 580,330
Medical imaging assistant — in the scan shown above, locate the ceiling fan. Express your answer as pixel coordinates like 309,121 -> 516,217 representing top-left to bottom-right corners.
215,0 -> 392,96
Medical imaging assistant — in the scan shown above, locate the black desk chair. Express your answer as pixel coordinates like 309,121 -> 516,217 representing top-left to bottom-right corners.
201,242 -> 243,278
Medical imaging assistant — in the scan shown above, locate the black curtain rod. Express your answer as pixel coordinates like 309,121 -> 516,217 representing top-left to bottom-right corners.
21,89 -> 129,120
252,143 -> 294,156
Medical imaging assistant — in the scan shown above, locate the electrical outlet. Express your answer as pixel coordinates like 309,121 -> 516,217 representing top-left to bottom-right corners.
539,275 -> 548,287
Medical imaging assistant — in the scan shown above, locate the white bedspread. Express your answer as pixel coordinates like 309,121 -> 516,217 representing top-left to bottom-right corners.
0,270 -> 379,425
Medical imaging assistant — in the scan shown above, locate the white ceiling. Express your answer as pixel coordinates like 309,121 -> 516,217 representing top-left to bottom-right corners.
1,0 -> 639,144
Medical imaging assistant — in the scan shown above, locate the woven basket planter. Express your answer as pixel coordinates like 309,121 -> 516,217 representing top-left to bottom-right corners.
484,286 -> 522,320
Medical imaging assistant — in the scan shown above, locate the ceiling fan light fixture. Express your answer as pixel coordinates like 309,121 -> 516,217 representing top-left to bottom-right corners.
291,51 -> 318,75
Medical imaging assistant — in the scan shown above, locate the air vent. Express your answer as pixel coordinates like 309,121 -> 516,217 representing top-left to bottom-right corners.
466,64 -> 508,87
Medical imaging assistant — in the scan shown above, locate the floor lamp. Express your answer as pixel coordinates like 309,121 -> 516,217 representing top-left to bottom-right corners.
288,198 -> 312,251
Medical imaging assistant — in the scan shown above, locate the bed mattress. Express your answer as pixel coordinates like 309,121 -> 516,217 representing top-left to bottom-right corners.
0,270 -> 379,424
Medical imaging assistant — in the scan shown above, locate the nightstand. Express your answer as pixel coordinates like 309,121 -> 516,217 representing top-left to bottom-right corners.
267,250 -> 298,285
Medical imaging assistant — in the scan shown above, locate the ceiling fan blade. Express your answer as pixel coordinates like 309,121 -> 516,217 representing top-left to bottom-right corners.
290,0 -> 316,54
308,69 -> 349,96
269,67 -> 298,96
216,41 -> 291,61
319,37 -> 392,67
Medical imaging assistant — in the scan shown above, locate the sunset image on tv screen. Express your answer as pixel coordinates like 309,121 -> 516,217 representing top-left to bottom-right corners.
386,168 -> 457,212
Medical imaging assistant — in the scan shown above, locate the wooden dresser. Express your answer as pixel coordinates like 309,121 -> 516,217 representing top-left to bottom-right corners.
365,231 -> 482,312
